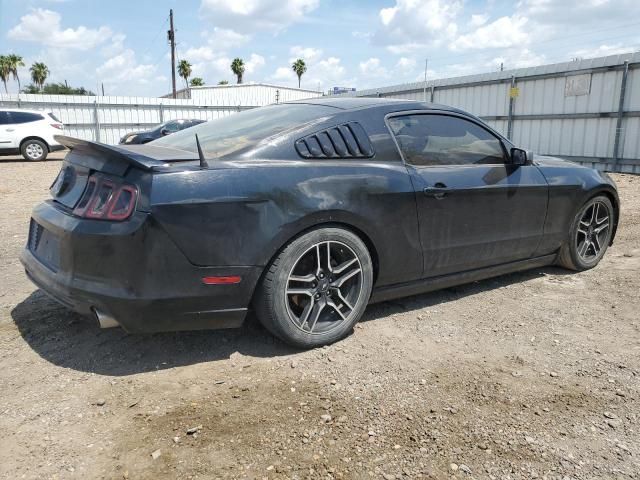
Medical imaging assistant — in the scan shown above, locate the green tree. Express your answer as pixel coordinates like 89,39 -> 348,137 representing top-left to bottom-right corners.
0,56 -> 9,93
218,80 -> 229,85
231,58 -> 245,84
291,58 -> 307,88
30,62 -> 49,92
7,54 -> 25,91
177,59 -> 192,89
190,77 -> 204,87
22,82 -> 95,95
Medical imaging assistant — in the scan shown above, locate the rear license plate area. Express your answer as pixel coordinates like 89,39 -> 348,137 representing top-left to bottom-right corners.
29,219 -> 61,271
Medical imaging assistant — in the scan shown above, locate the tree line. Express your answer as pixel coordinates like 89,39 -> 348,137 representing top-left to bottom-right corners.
0,53 -> 309,96
179,57 -> 308,89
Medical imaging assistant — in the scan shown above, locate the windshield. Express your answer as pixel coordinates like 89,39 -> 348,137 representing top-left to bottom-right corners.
153,103 -> 336,159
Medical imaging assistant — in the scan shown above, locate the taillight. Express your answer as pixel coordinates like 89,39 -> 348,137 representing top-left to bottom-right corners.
50,123 -> 63,130
73,175 -> 138,221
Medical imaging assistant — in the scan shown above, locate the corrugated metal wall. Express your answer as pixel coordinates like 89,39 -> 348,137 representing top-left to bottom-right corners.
0,84 -> 321,145
340,52 -> 640,173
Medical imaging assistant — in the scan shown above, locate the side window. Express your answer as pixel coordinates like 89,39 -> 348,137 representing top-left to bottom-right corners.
388,114 -> 506,166
163,121 -> 180,133
0,111 -> 10,125
8,112 -> 44,124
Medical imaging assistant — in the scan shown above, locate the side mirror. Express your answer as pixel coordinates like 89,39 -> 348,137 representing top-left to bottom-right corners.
510,147 -> 533,166
160,128 -> 169,136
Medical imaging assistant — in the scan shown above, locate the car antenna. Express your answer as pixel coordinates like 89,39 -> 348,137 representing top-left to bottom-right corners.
195,134 -> 208,169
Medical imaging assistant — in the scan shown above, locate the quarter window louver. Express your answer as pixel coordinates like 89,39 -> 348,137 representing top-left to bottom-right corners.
295,122 -> 374,159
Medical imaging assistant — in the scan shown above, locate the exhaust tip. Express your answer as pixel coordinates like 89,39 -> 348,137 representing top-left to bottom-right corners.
94,309 -> 120,329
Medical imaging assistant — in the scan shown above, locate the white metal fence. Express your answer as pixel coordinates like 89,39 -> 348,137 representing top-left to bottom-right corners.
0,94 -> 253,145
339,52 -> 640,173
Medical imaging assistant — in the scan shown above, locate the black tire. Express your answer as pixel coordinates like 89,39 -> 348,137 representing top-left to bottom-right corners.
254,227 -> 373,348
21,139 -> 48,161
557,195 -> 614,271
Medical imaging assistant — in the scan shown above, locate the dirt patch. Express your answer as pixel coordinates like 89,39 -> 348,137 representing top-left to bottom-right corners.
1,162 -> 639,479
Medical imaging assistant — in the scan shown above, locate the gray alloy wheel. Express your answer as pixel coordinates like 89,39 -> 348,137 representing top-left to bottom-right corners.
254,227 -> 373,348
557,195 -> 614,271
21,139 -> 48,161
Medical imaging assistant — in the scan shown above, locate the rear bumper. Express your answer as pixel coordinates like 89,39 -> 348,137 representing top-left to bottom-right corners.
49,144 -> 66,152
20,201 -> 262,333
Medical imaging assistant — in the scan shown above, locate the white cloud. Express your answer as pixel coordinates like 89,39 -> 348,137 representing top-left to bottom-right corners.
396,57 -> 416,72
359,57 -> 389,78
469,13 -> 489,27
201,27 -> 250,50
96,49 -> 158,87
452,15 -> 530,51
289,46 -> 323,63
373,0 -> 462,53
569,43 -> 637,59
199,0 -> 319,33
245,53 -> 266,74
8,8 -> 112,50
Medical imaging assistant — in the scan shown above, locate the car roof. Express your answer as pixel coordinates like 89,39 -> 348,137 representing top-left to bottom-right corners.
0,108 -> 51,114
285,96 -> 460,113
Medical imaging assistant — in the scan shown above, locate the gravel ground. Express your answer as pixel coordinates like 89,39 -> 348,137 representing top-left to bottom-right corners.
0,159 -> 639,480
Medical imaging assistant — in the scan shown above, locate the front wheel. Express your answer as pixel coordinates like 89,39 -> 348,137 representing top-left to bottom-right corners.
557,195 -> 614,271
254,227 -> 373,348
21,139 -> 48,161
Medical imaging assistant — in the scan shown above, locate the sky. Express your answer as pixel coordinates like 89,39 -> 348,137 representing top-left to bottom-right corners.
1,0 -> 640,97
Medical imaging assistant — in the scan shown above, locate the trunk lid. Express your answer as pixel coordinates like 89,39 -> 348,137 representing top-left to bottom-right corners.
51,135 -> 199,209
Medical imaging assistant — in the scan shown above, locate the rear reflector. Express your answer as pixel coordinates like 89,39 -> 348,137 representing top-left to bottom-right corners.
202,276 -> 242,285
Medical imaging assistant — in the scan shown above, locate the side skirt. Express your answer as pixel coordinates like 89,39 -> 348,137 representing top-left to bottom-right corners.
370,254 -> 557,304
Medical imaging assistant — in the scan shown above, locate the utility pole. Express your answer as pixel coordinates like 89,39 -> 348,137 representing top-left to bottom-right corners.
168,9 -> 177,99
423,59 -> 428,102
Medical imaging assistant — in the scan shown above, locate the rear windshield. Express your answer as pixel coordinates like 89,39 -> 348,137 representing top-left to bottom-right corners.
48,112 -> 62,123
153,103 -> 336,159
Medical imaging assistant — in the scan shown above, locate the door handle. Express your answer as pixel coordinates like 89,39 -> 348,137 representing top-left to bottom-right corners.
423,183 -> 449,199
5,128 -> 15,132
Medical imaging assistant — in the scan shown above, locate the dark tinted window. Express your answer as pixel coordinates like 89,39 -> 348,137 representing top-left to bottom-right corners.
0,111 -> 10,125
8,112 -> 44,124
48,112 -> 62,122
154,104 -> 336,159
388,114 -> 506,166
163,121 -> 181,133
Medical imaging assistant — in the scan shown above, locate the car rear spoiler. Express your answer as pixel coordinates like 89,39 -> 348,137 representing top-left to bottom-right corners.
54,135 -> 199,172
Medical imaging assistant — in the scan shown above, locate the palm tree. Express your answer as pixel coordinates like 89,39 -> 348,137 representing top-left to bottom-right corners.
177,60 -> 192,89
0,56 -> 9,94
30,62 -> 49,92
292,58 -> 307,88
190,77 -> 204,87
231,58 -> 245,84
7,54 -> 25,91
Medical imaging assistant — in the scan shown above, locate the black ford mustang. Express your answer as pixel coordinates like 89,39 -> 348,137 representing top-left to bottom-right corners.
21,98 -> 619,348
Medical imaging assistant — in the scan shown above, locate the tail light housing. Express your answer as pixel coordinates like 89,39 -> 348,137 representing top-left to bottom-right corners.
73,175 -> 138,221
50,123 -> 64,130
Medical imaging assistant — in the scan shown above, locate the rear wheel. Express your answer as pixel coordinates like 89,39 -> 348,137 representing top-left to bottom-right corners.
557,195 -> 614,271
254,227 -> 373,348
21,139 -> 48,161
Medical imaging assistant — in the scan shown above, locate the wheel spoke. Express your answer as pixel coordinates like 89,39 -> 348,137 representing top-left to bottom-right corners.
298,297 -> 315,329
590,203 -> 599,225
286,288 -> 314,297
577,227 -> 588,236
326,300 -> 347,320
289,274 -> 316,283
307,299 -> 326,332
331,267 -> 361,288
326,242 -> 333,272
592,233 -> 602,254
332,257 -> 358,275
594,221 -> 609,234
577,240 -> 590,258
315,244 -> 322,276
334,288 -> 354,313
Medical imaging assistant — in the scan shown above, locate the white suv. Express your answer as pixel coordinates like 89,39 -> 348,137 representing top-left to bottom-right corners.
0,109 -> 65,161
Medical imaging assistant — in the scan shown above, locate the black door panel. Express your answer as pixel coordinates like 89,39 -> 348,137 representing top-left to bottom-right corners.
410,164 -> 548,277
